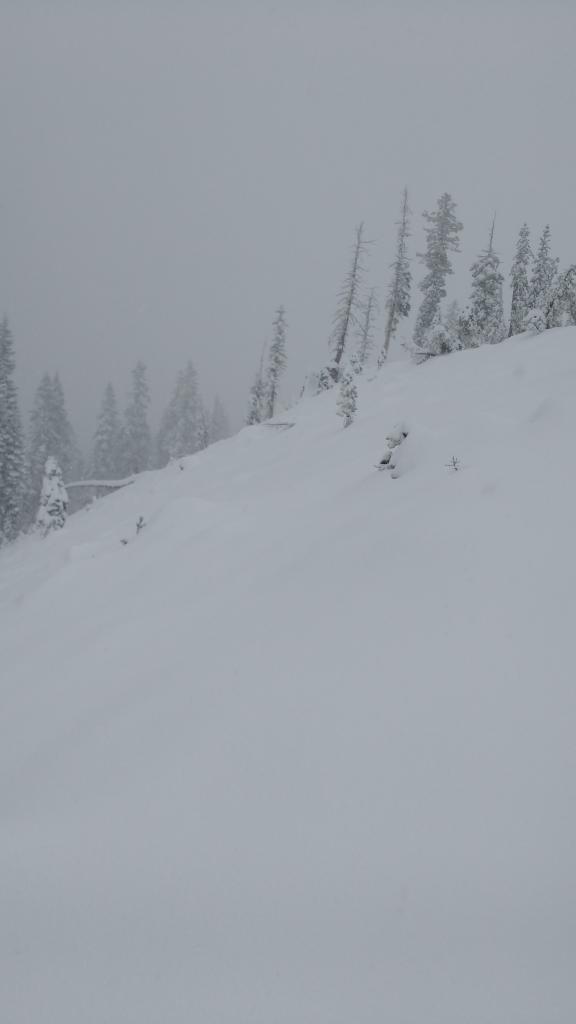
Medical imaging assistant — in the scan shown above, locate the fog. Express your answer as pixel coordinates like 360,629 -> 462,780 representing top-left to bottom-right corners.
2,0 -> 575,444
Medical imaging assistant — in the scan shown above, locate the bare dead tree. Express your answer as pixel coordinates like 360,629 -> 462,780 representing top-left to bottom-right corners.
381,187 -> 412,364
329,222 -> 369,376
354,287 -> 379,369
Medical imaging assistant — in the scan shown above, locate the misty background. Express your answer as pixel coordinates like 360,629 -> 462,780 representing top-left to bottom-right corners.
2,0 -> 575,446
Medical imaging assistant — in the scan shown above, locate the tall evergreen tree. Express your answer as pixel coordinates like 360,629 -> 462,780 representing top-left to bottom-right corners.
92,382 -> 124,479
410,308 -> 450,362
51,374 -> 78,476
468,218 -> 505,345
265,306 -> 288,419
381,187 -> 411,363
197,401 -> 211,450
354,287 -> 378,370
157,361 -> 201,466
26,373 -> 60,523
0,317 -> 24,543
529,225 -> 559,321
329,223 -> 368,376
444,300 -> 463,351
413,193 -> 462,346
547,265 -> 576,328
124,361 -> 151,474
246,347 -> 267,425
509,223 -> 532,337
210,396 -> 230,442
24,372 -> 77,526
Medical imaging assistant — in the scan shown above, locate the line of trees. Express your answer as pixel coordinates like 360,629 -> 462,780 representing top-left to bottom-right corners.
2,188 -> 576,544
0,335 -> 233,545
317,189 -> 576,396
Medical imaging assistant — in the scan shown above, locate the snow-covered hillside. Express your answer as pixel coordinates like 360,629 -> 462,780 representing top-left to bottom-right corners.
2,330 -> 576,1024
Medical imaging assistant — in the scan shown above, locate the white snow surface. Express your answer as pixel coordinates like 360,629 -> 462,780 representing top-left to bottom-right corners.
2,329 -> 576,1023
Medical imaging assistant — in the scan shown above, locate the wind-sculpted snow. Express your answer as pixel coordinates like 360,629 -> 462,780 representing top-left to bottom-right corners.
2,330 -> 576,1023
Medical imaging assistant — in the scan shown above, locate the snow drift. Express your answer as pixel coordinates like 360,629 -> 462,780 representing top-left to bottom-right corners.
2,329 -> 576,1023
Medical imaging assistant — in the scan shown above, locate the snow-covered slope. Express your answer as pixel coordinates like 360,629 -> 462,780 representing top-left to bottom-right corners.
2,330 -> 576,1024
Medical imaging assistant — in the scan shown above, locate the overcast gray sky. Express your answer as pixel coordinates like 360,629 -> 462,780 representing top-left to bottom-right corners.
2,0 -> 575,443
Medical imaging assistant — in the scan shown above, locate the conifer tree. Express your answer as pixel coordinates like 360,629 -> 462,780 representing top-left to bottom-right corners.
547,265 -> 576,328
24,372 -> 77,525
36,457 -> 68,536
413,193 -> 462,347
210,396 -> 230,442
444,300 -> 465,352
265,306 -> 288,418
509,223 -> 532,336
51,374 -> 78,477
92,382 -> 124,479
329,223 -> 368,376
468,219 -> 505,345
381,187 -> 411,363
25,373 -> 58,523
529,225 -> 559,322
246,347 -> 267,425
124,361 -> 151,474
336,369 -> 357,427
354,288 -> 378,371
156,361 -> 201,465
524,308 -> 547,335
410,308 -> 450,362
0,317 -> 24,543
197,402 -> 211,450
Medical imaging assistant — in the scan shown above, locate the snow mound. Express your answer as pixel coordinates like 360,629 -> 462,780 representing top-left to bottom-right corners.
2,329 -> 576,1024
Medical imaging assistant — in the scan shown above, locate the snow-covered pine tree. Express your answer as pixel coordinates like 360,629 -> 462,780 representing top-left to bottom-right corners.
24,372 -> 77,526
124,361 -> 151,474
246,346 -> 267,425
524,308 -> 547,335
210,396 -> 230,442
409,308 -> 450,362
380,187 -> 411,363
444,300 -> 465,351
468,218 -> 505,345
0,317 -> 25,543
509,223 -> 532,336
336,369 -> 358,427
24,373 -> 55,525
265,306 -> 287,418
92,382 -> 125,479
156,361 -> 201,466
413,193 -> 463,347
51,374 -> 78,477
529,225 -> 559,325
329,223 -> 368,376
354,287 -> 379,371
35,456 -> 68,536
544,265 -> 576,329
196,401 -> 211,450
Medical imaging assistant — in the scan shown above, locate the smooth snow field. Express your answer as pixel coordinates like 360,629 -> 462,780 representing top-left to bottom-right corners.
2,330 -> 576,1023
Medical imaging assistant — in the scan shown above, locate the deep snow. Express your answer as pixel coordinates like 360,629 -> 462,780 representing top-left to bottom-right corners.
2,330 -> 576,1023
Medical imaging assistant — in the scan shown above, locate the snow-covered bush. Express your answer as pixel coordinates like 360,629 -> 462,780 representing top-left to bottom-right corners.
316,365 -> 337,392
